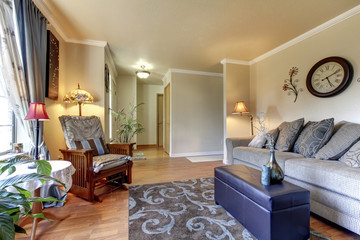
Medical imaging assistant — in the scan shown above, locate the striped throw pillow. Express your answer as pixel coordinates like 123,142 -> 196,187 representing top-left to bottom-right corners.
71,138 -> 109,156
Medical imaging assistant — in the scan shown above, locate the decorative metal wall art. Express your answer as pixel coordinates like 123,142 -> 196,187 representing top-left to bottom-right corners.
283,67 -> 302,103
46,31 -> 59,100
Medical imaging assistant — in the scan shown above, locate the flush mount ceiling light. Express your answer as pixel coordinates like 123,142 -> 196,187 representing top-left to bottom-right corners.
136,65 -> 150,79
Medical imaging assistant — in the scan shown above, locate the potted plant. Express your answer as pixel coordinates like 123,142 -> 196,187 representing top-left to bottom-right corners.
110,103 -> 145,143
0,156 -> 64,239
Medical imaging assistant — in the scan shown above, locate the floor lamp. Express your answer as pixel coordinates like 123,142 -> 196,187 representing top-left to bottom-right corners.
24,103 -> 50,168
232,101 -> 254,135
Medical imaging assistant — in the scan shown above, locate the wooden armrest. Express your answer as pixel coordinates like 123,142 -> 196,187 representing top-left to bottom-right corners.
60,149 -> 94,154
107,143 -> 135,157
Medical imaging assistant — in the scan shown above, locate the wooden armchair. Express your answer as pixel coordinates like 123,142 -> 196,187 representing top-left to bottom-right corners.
59,115 -> 135,202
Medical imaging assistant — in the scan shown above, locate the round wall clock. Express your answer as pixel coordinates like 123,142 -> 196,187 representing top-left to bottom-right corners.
306,57 -> 353,97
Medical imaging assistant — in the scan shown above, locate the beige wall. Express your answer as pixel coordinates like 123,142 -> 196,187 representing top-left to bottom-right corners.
250,13 -> 360,129
43,25 -> 67,159
171,72 -> 223,156
112,75 -> 137,142
224,63 -> 251,138
43,31 -> 106,159
136,84 -> 163,145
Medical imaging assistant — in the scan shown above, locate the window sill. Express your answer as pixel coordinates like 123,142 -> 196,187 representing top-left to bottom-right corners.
0,152 -> 28,161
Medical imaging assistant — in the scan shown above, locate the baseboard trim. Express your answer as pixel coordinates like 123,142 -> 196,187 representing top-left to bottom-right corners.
136,144 -> 158,149
170,151 -> 223,158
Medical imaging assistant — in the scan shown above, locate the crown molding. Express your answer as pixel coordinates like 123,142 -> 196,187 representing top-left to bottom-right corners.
105,44 -> 118,78
33,0 -> 107,48
169,68 -> 223,77
220,58 -> 250,65
249,4 -> 360,64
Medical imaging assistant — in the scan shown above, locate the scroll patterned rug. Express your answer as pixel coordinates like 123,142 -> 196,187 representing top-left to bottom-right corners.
133,151 -> 146,160
129,178 -> 330,240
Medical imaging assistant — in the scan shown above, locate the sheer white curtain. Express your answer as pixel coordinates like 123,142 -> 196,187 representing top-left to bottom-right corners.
0,0 -> 34,147
0,0 -> 49,159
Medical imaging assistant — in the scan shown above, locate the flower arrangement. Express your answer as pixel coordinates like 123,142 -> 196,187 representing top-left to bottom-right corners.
254,113 -> 275,150
283,67 -> 302,103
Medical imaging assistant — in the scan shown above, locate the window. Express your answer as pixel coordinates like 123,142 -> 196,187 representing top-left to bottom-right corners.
0,86 -> 15,154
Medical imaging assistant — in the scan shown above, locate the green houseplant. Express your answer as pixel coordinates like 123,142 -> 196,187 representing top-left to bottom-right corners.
110,103 -> 145,143
0,156 -> 64,239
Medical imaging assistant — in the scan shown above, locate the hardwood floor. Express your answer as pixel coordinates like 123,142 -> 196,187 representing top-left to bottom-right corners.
16,147 -> 360,240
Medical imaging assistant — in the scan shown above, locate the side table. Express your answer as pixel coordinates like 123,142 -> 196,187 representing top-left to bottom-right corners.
4,160 -> 75,240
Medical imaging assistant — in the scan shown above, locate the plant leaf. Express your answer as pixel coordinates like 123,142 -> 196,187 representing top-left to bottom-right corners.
35,160 -> 52,176
0,214 -> 15,240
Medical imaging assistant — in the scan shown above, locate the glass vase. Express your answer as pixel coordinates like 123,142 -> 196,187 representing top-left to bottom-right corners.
266,149 -> 284,184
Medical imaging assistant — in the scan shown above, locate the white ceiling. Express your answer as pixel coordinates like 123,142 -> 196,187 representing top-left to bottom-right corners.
38,0 -> 360,84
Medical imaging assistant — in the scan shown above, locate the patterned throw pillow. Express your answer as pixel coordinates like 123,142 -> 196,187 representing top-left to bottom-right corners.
275,118 -> 304,152
293,118 -> 334,158
71,138 -> 109,156
265,128 -> 279,149
248,133 -> 267,148
315,122 -> 360,160
339,140 -> 360,167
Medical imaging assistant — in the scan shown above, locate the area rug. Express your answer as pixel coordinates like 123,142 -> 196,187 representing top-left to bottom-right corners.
129,178 -> 330,240
186,155 -> 223,163
133,151 -> 146,160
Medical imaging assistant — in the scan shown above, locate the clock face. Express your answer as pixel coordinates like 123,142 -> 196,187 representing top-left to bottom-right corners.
306,57 -> 353,97
310,62 -> 344,94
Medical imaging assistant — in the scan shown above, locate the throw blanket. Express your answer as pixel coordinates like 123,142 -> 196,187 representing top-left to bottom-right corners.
93,154 -> 132,173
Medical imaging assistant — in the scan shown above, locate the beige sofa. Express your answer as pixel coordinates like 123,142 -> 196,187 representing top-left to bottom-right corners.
226,136 -> 360,235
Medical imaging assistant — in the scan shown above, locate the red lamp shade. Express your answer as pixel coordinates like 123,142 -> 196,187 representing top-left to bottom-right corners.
24,103 -> 50,121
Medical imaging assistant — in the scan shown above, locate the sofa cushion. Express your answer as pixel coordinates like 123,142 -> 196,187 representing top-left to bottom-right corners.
233,146 -> 303,171
339,140 -> 360,167
248,133 -> 266,148
275,118 -> 304,152
293,118 -> 334,158
265,128 -> 279,149
285,158 -> 360,201
315,122 -> 360,160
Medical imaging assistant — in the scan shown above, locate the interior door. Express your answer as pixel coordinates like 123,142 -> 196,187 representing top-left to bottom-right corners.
164,84 -> 170,154
157,94 -> 164,147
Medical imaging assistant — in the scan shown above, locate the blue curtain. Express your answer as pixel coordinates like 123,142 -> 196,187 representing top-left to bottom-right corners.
13,0 -> 49,159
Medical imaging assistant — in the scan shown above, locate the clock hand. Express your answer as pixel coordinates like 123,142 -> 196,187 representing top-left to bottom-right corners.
320,69 -> 341,81
326,77 -> 334,87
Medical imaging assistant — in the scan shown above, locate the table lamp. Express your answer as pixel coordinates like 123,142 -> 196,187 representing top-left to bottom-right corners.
232,101 -> 254,135
63,83 -> 94,116
24,102 -> 50,168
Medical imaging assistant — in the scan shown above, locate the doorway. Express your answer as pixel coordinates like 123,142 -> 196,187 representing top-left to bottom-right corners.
157,94 -> 164,147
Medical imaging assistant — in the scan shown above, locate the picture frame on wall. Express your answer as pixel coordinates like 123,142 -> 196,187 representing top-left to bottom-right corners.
46,30 -> 59,100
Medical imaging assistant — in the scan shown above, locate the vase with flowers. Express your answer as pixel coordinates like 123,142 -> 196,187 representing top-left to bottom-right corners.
255,114 -> 284,184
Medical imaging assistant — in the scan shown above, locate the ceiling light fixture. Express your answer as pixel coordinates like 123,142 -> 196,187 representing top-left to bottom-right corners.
136,65 -> 150,79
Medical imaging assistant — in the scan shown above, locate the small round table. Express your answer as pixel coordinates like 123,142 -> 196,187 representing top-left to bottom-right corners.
3,160 -> 75,240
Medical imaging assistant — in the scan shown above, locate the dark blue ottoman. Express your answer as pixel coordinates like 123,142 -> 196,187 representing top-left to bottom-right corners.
215,165 -> 310,240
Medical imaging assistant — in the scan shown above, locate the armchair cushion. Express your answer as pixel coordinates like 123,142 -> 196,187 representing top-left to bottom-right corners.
72,138 -> 109,156
93,154 -> 132,173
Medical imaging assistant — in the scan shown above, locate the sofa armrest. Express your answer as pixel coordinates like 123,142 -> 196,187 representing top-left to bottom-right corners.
226,136 -> 254,165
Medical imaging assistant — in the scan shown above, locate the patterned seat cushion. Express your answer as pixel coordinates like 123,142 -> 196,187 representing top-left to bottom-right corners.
293,118 -> 334,158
